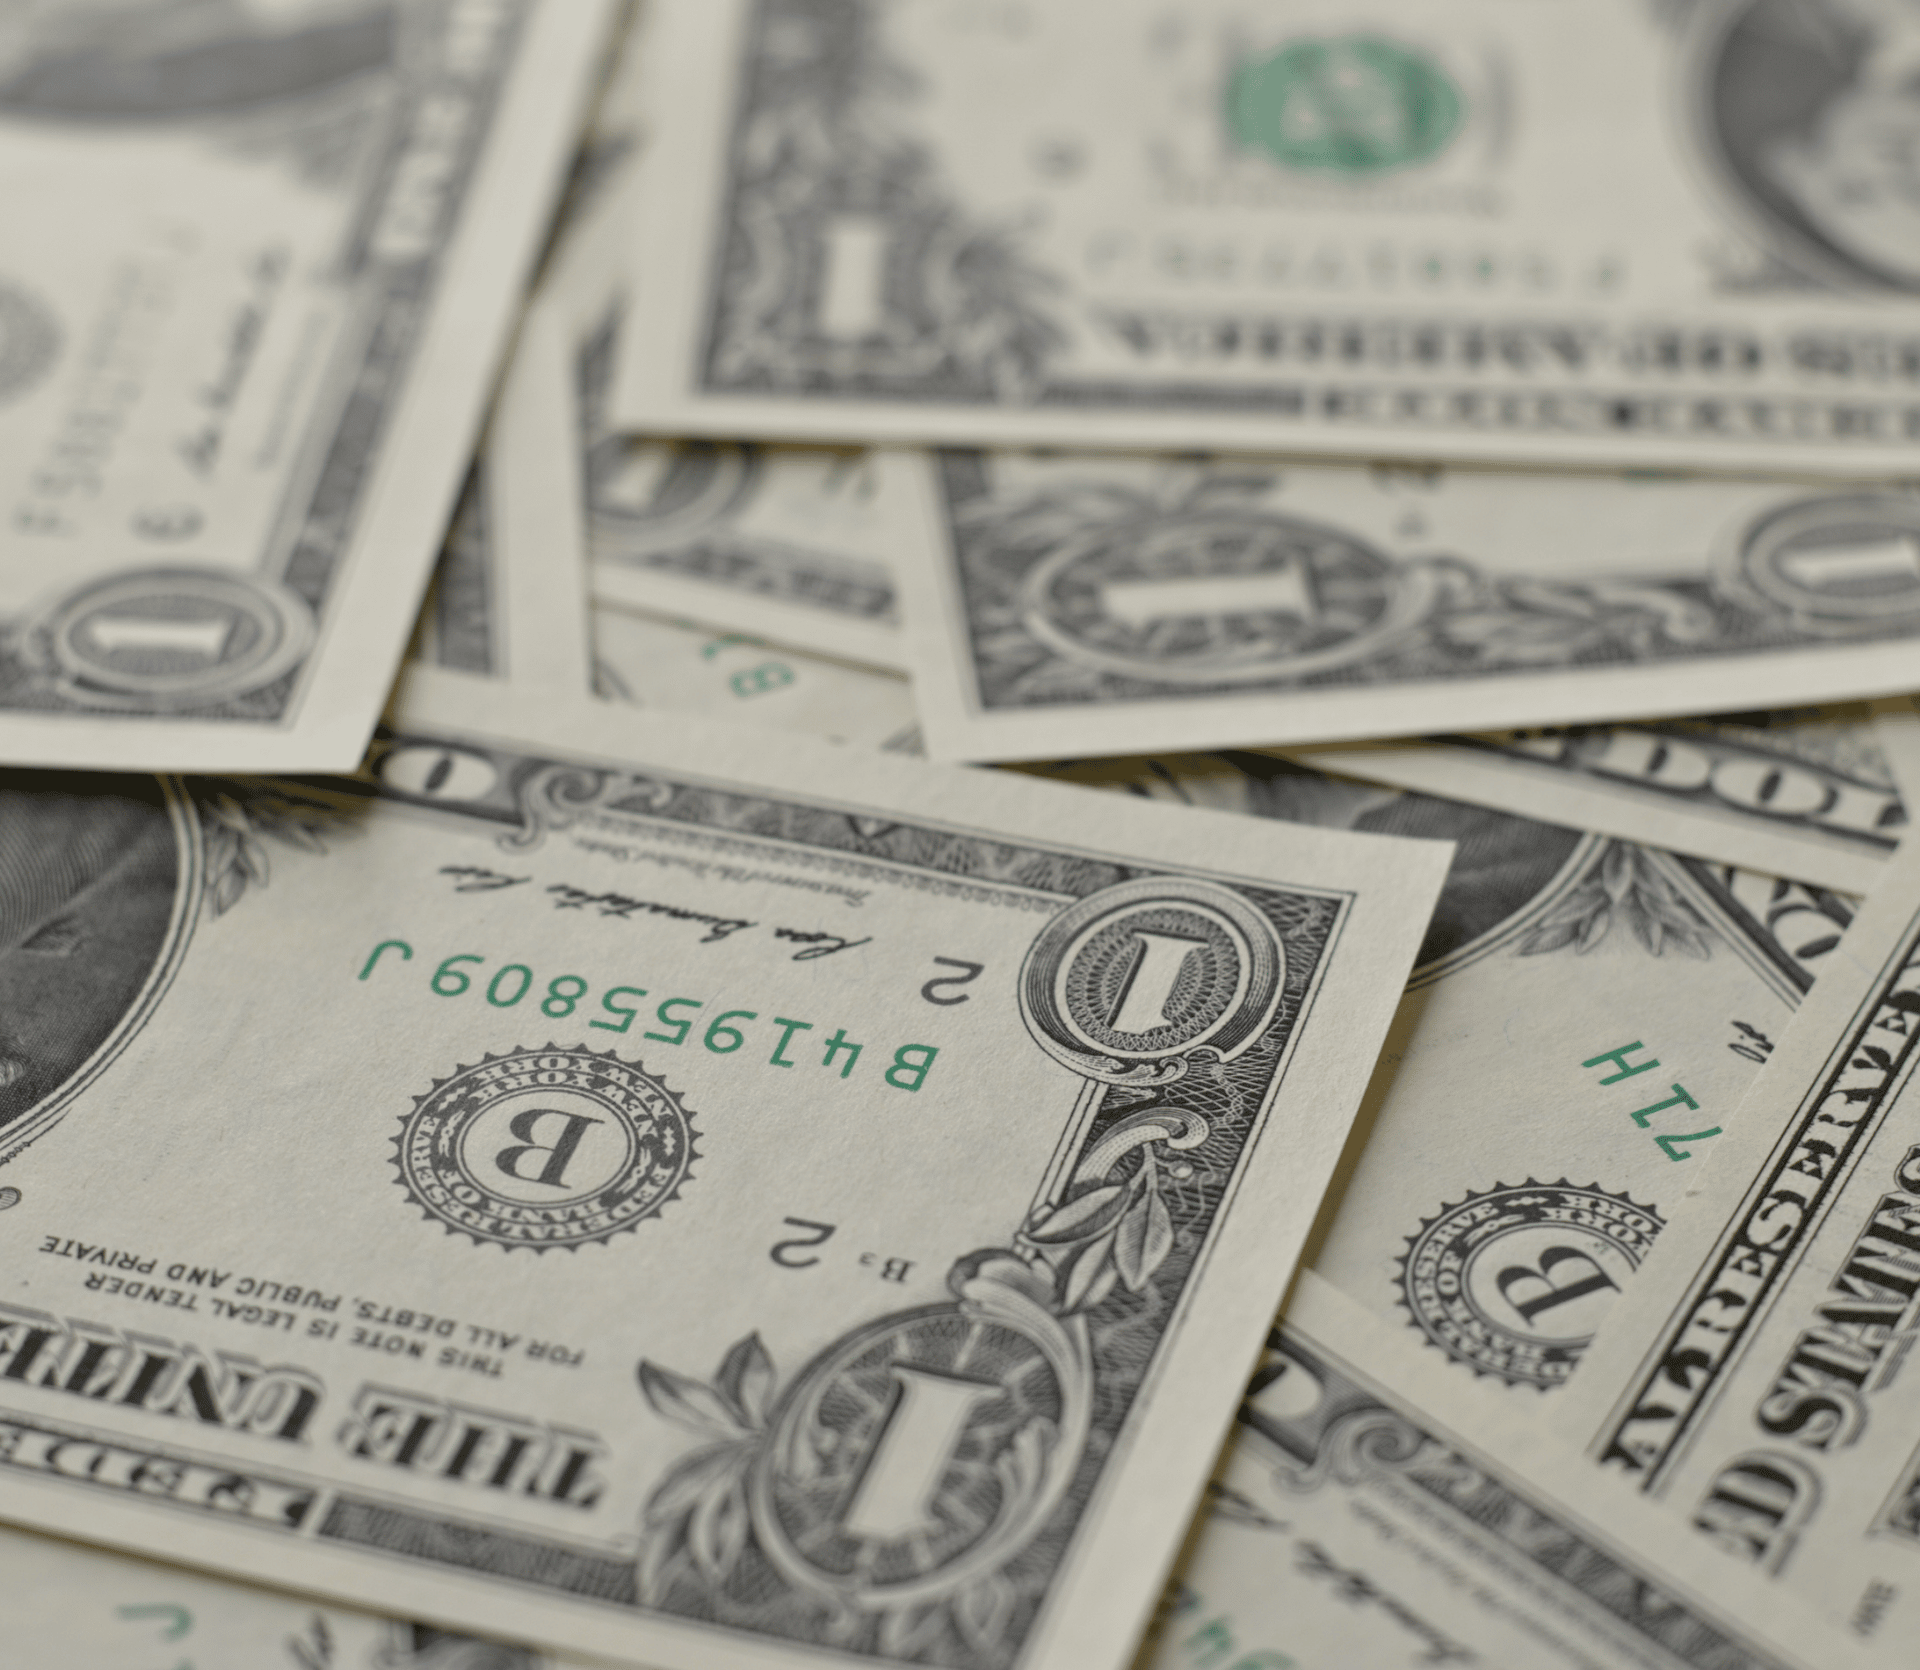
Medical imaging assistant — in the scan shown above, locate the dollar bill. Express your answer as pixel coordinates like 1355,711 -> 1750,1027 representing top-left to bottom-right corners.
0,668 -> 1446,1670
413,307 -> 919,746
1141,1271 -> 1874,1670
613,0 -> 1920,475
1029,750 -> 1854,1411
1298,705 -> 1905,895
0,1520 -> 546,1670
518,12 -> 910,675
0,0 -> 614,772
413,309 -> 592,699
1560,827 -> 1920,1656
582,303 -> 906,671
887,447 -> 1920,762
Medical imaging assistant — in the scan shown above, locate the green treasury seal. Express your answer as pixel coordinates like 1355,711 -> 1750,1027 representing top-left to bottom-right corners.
1227,35 -> 1463,175
1397,1181 -> 1662,1390
394,1045 -> 697,1251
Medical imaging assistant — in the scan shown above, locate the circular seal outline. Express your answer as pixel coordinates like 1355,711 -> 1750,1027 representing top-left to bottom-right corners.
392,1045 -> 698,1253
1017,510 -> 1440,687
1019,876 -> 1287,1078
32,566 -> 318,709
591,441 -> 760,555
1720,492 -> 1920,632
1395,1179 -> 1663,1391
748,1301 -> 1082,1609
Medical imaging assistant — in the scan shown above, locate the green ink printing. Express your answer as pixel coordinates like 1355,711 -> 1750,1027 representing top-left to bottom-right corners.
1227,35 -> 1462,175
361,940 -> 938,1091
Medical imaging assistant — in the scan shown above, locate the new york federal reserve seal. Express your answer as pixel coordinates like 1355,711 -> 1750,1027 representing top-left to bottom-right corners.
393,1046 -> 697,1251
1396,1181 -> 1662,1390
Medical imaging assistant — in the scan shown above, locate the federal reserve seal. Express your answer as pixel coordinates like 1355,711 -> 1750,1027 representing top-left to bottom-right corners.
1396,1181 -> 1662,1390
394,1046 -> 697,1251
1227,35 -> 1464,175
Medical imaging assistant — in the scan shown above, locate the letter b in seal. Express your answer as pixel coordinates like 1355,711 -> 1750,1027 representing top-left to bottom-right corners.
494,1106 -> 603,1188
393,1045 -> 698,1251
1018,877 -> 1287,1082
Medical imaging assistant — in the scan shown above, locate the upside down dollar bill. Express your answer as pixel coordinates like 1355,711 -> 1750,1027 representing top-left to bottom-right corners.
1031,751 -> 1854,1410
1559,828 -> 1920,1656
0,668 -> 1446,1670
890,448 -> 1920,760
615,0 -> 1920,474
1141,1272 -> 1874,1670
1299,704 -> 1905,896
0,0 -> 614,772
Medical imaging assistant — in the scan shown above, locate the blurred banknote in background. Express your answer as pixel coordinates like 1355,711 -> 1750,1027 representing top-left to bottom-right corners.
614,0 -> 1920,474
0,0 -> 610,771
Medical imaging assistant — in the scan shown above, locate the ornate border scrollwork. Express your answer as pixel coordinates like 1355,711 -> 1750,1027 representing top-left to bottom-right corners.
1017,877 -> 1288,1087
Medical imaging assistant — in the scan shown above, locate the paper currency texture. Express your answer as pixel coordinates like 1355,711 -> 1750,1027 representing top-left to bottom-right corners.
615,0 -> 1920,473
0,1521 -> 546,1670
0,670 -> 1446,1670
0,0 -> 613,771
1300,706 -> 1905,895
891,450 -> 1920,761
1142,1273 -> 1875,1670
1564,829 -> 1920,1657
1031,751 -> 1853,1409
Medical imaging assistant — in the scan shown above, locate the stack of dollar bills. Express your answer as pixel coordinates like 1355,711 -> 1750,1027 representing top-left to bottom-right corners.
7,6 -> 1920,1668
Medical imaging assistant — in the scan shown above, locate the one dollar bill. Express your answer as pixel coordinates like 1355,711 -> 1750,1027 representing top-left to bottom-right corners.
1561,826 -> 1920,1657
0,668 -> 1445,1670
888,449 -> 1920,762
1029,750 -> 1853,1410
614,0 -> 1920,474
1143,1272 -> 1875,1670
0,2 -> 614,771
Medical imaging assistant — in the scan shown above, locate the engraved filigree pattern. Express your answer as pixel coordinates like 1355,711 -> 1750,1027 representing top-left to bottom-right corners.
1516,840 -> 1714,959
192,779 -> 352,916
943,460 -> 1920,711
701,0 -> 1067,402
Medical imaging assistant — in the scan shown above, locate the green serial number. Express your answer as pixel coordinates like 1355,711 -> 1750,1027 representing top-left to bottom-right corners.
356,939 -> 938,1091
